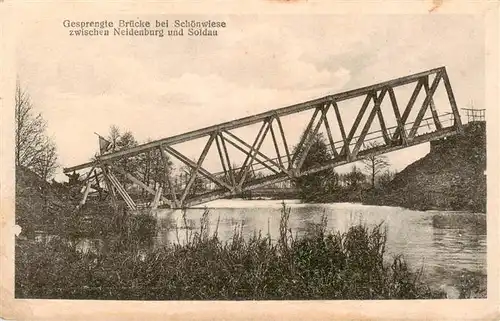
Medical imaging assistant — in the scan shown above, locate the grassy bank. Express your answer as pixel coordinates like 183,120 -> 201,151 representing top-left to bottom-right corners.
367,122 -> 486,213
292,122 -> 486,213
16,204 -> 448,300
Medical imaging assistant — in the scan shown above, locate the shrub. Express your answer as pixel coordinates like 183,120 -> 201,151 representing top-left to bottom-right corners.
16,204 -> 445,300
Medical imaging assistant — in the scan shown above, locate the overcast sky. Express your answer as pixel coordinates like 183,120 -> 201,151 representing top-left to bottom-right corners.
17,14 -> 485,180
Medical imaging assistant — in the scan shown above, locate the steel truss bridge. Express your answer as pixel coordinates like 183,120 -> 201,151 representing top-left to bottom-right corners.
64,66 -> 463,209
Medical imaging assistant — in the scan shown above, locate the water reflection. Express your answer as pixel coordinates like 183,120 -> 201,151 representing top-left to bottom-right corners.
153,199 -> 487,290
31,199 -> 486,293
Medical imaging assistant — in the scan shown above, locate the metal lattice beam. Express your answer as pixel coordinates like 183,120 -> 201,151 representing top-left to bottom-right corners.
66,66 -> 463,209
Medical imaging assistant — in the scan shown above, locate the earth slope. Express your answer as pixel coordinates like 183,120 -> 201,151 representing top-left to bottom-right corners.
377,121 -> 486,212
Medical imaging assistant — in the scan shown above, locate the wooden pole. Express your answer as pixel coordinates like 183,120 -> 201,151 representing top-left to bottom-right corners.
79,180 -> 92,207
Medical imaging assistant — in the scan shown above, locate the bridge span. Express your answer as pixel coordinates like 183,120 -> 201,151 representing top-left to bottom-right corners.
64,66 -> 463,209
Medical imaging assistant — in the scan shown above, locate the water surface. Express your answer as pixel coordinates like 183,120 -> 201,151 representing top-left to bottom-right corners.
153,199 -> 486,295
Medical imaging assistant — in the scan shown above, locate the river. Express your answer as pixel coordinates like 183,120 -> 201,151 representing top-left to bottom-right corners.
152,199 -> 487,297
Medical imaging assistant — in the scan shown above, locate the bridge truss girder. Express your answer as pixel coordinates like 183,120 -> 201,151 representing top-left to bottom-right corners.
65,66 -> 463,209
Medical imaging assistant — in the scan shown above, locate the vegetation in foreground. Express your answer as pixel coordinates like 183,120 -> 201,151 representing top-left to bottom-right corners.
15,147 -> 485,300
16,204 -> 448,300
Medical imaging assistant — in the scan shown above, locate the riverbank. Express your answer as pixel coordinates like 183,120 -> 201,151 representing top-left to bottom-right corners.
17,204 -> 450,300
15,165 -> 486,300
366,122 -> 486,212
283,122 -> 486,213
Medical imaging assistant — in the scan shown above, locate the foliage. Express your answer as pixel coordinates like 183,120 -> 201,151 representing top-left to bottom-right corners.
103,126 -> 175,198
377,170 -> 397,190
292,131 -> 383,203
136,143 -> 173,197
15,82 -> 58,180
294,133 -> 339,202
178,165 -> 207,196
106,126 -> 140,187
16,204 -> 447,300
344,165 -> 366,189
361,142 -> 390,188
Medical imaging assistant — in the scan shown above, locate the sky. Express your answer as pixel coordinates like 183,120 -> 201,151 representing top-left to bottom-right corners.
16,14 -> 485,181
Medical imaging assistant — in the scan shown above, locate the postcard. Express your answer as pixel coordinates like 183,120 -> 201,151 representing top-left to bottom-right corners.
1,1 -> 499,320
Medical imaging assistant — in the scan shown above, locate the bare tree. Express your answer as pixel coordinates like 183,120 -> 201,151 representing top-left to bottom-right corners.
108,125 -> 121,152
105,126 -> 139,190
31,140 -> 58,180
361,142 -> 390,188
15,83 -> 58,180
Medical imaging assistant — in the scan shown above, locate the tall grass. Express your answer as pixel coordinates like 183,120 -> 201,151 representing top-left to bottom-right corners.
16,203 -> 445,300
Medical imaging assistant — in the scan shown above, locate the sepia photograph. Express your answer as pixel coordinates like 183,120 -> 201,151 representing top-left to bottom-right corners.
1,2 -> 499,320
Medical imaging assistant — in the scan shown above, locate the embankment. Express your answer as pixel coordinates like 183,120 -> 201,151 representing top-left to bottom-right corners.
370,121 -> 486,212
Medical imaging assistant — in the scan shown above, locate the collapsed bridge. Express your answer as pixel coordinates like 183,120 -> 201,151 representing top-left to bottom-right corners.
64,66 -> 463,209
